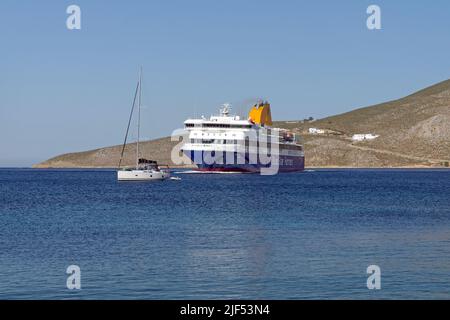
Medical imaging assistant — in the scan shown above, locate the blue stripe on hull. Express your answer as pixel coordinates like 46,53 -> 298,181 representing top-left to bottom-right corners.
184,150 -> 304,173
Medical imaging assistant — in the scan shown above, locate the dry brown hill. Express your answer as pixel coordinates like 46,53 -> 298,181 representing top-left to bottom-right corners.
34,79 -> 450,168
274,79 -> 450,167
33,137 -> 192,169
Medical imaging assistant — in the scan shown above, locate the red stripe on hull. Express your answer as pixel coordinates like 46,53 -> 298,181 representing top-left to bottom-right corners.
195,167 -> 253,173
194,165 -> 304,174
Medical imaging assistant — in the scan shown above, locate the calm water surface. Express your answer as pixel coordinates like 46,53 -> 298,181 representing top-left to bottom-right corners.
0,168 -> 449,299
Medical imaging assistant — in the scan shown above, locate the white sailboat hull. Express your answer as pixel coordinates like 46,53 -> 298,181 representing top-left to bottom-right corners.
117,170 -> 170,181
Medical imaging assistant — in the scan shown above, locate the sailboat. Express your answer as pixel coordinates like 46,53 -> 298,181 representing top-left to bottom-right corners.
117,68 -> 170,181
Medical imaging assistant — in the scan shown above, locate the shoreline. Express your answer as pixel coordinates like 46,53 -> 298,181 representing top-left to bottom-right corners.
19,165 -> 450,170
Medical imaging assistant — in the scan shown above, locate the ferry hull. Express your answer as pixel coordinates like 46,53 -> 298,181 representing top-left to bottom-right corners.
184,150 -> 304,173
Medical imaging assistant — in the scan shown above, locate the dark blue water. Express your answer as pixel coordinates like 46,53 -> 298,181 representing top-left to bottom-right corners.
0,168 -> 449,299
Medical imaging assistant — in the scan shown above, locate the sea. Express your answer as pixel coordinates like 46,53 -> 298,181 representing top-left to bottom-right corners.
0,168 -> 449,299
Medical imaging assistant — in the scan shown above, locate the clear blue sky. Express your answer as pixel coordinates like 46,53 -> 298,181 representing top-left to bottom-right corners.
1,0 -> 449,166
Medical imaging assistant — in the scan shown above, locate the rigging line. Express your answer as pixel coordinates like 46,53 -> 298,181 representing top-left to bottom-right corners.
118,80 -> 140,169
136,67 -> 142,169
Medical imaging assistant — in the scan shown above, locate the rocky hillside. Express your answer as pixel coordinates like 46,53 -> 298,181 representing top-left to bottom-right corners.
274,79 -> 450,167
33,137 -> 192,169
34,79 -> 450,168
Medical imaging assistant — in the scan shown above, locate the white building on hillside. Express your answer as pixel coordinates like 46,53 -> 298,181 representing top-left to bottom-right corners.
352,133 -> 379,141
309,128 -> 325,134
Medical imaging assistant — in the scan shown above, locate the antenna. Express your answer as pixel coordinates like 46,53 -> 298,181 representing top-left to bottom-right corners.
194,96 -> 198,119
220,103 -> 231,116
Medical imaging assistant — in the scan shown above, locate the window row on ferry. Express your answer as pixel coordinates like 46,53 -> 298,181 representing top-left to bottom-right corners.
185,123 -> 252,129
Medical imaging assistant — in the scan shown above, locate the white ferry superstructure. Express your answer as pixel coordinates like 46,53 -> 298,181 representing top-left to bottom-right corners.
181,102 -> 305,173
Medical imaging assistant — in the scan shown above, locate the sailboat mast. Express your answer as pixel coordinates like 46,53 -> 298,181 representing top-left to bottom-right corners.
136,68 -> 142,169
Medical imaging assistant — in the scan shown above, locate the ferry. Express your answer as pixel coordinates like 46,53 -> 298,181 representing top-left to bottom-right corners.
181,102 -> 305,173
